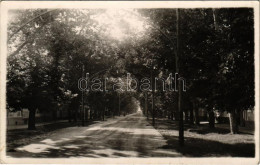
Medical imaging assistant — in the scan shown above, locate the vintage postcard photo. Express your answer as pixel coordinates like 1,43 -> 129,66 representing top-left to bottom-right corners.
0,1 -> 259,164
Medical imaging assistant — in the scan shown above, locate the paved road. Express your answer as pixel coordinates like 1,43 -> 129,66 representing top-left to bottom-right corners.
7,111 -> 181,158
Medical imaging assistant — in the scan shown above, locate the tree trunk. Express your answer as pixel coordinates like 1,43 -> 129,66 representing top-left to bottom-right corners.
28,108 -> 36,130
86,109 -> 88,122
229,110 -> 239,134
193,101 -> 200,125
209,111 -> 215,129
174,112 -> 179,121
68,108 -> 72,122
152,92 -> 155,126
90,109 -> 93,120
95,110 -> 98,120
118,94 -> 121,116
52,108 -> 57,121
240,110 -> 245,127
81,109 -> 85,126
145,93 -> 148,119
189,104 -> 194,125
184,110 -> 189,123
102,108 -> 105,121
174,98 -> 179,121
171,110 -> 174,120
73,108 -> 78,122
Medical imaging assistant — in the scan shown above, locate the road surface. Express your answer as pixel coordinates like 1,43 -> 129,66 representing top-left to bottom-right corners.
7,111 -> 181,158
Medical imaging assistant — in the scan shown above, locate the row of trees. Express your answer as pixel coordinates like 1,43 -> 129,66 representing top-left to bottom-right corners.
7,9 -> 144,129
137,8 -> 254,134
7,8 -> 254,135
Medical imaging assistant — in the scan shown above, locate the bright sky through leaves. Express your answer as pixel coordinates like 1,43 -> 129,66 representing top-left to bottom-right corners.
91,9 -> 149,41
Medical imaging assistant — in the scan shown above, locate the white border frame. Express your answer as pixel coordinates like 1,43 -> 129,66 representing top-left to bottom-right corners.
0,1 -> 259,164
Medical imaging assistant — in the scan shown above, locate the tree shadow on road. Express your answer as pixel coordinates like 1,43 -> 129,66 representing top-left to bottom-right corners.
150,118 -> 255,157
7,128 -> 172,158
7,116 -> 255,158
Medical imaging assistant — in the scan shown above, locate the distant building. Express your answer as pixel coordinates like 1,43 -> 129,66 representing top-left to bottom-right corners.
215,109 -> 254,128
7,107 -> 69,126
7,108 -> 30,126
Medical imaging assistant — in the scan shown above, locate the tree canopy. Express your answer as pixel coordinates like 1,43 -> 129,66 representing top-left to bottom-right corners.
7,8 -> 254,134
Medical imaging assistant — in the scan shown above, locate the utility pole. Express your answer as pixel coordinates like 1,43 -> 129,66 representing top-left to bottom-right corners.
176,9 -> 184,146
118,93 -> 121,116
82,65 -> 85,126
151,68 -> 155,126
145,92 -> 148,120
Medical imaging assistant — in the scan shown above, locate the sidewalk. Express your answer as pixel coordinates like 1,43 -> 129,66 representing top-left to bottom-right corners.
216,123 -> 254,135
200,121 -> 254,135
7,120 -> 68,130
7,114 -> 129,131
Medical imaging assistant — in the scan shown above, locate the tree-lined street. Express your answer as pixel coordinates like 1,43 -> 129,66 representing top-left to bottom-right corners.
6,7 -> 255,157
8,111 -> 183,158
